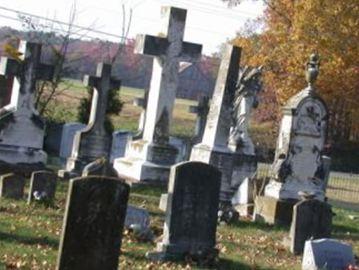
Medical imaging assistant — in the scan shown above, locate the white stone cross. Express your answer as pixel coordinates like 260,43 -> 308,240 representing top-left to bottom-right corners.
134,6 -> 202,144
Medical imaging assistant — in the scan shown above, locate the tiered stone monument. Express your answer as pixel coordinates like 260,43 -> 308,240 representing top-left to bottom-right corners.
254,54 -> 330,225
230,66 -> 263,216
0,41 -> 54,173
60,63 -> 121,176
190,44 -> 241,218
114,6 -> 202,182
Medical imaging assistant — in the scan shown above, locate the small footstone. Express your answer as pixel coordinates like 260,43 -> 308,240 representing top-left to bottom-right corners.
0,173 -> 25,199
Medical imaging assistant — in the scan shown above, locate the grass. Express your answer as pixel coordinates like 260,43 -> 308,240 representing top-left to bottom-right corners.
0,180 -> 358,270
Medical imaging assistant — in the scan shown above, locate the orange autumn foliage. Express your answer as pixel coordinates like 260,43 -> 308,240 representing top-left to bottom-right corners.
232,0 -> 359,142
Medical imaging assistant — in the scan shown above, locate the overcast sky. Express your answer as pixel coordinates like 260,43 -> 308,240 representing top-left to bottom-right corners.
0,0 -> 265,54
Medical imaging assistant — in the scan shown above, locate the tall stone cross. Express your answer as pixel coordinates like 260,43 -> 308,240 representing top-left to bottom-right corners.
0,41 -> 54,149
66,63 -> 121,173
188,95 -> 210,143
135,6 -> 202,144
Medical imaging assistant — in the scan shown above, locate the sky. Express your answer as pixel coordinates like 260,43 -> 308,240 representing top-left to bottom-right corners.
0,0 -> 265,55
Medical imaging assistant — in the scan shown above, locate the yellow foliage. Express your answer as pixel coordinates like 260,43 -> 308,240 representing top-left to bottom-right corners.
3,44 -> 22,62
234,0 -> 359,141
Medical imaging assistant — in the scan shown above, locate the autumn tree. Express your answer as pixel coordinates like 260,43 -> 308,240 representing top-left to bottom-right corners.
225,0 -> 359,143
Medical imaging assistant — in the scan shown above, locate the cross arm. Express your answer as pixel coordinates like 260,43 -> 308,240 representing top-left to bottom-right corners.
179,42 -> 202,62
135,34 -> 168,56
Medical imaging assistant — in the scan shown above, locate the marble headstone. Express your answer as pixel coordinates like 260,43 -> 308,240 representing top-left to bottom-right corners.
0,41 -> 54,171
114,6 -> 202,182
63,63 -> 121,175
57,176 -> 129,270
0,173 -> 25,199
265,54 -> 329,201
59,123 -> 87,163
302,239 -> 355,270
148,161 -> 221,263
110,131 -> 132,163
27,170 -> 57,203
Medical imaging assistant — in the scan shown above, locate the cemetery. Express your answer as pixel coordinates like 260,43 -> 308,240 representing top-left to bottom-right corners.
0,1 -> 358,270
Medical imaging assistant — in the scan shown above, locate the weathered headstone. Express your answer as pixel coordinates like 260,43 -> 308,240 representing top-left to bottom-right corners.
0,173 -> 25,199
190,44 -> 241,219
188,95 -> 210,144
0,41 -> 54,172
255,54 -> 330,225
302,239 -> 355,270
63,63 -> 121,175
286,198 -> 333,254
59,123 -> 87,164
57,176 -> 130,270
110,130 -> 132,163
148,161 -> 221,263
27,170 -> 57,203
114,6 -> 202,182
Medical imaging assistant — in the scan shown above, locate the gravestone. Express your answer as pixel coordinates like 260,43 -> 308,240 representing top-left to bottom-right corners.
27,170 -> 57,203
0,75 -> 11,107
110,130 -> 132,163
255,54 -> 330,225
287,198 -> 333,254
81,157 -> 118,177
188,95 -> 210,144
148,161 -> 221,263
57,176 -> 130,270
302,239 -> 355,270
62,63 -> 121,175
190,44 -> 241,219
114,6 -> 202,182
59,123 -> 87,164
230,66 -> 262,216
0,41 -> 54,172
0,173 -> 25,199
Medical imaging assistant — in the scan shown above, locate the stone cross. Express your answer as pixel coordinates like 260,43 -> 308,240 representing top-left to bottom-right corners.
65,63 -> 121,174
0,41 -> 54,149
57,176 -> 129,270
191,45 -> 242,209
188,95 -> 210,143
135,6 -> 202,144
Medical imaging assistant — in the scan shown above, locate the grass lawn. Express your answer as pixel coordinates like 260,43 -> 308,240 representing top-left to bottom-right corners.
0,180 -> 358,270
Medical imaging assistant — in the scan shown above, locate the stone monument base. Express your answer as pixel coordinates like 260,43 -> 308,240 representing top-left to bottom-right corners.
114,140 -> 178,182
253,196 -> 298,226
0,145 -> 47,175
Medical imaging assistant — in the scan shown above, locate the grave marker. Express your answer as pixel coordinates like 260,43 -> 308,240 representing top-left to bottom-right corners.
0,173 -> 25,199
57,176 -> 129,270
148,161 -> 221,263
63,63 -> 121,175
0,41 -> 55,171
188,95 -> 210,144
27,170 -> 57,203
114,6 -> 202,182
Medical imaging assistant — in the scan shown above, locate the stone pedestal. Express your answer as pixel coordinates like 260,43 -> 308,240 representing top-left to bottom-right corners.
114,140 -> 178,182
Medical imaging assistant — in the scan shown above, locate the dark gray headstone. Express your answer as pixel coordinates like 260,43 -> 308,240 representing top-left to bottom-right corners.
57,176 -> 130,270
302,238 -> 355,270
149,161 -> 221,263
0,173 -> 25,199
289,199 -> 333,254
27,170 -> 57,203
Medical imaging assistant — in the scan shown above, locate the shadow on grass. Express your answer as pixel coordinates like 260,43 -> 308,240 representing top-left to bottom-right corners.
217,258 -> 276,270
228,219 -> 288,232
0,231 -> 58,248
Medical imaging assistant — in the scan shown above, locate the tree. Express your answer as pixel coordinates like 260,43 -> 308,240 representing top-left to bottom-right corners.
226,0 -> 359,143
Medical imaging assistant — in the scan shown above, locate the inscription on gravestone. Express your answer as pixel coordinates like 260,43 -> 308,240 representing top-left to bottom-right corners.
57,176 -> 130,270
